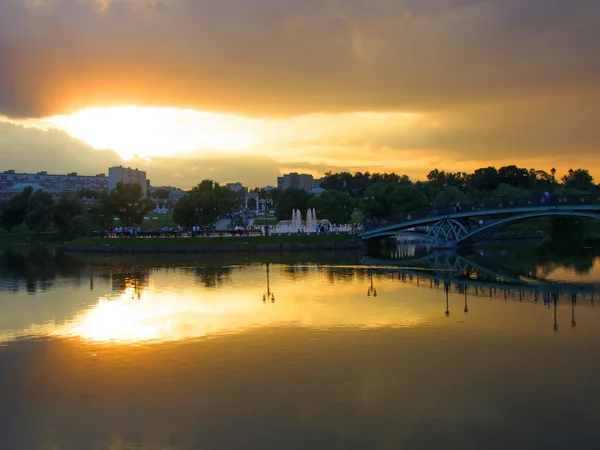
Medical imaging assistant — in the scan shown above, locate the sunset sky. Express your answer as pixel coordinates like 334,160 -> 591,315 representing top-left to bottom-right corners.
1,0 -> 599,189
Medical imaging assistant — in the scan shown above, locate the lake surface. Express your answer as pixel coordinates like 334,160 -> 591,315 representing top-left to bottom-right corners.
1,244 -> 600,449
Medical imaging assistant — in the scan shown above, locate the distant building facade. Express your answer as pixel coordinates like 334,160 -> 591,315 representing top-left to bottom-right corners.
109,166 -> 148,196
277,173 -> 314,192
225,182 -> 247,193
0,170 -> 108,196
312,177 -> 325,190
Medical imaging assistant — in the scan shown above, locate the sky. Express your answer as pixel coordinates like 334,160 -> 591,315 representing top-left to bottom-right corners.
1,0 -> 600,189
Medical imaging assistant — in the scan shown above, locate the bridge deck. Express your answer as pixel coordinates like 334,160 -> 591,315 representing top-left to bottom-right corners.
362,194 -> 600,240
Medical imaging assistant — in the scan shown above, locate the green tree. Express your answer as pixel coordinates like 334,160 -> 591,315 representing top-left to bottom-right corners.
173,180 -> 241,227
275,188 -> 311,220
307,190 -> 354,224
25,190 -> 55,233
149,189 -> 171,199
387,184 -> 429,214
54,195 -> 90,237
77,189 -> 100,199
361,183 -> 394,219
498,165 -> 534,189
89,191 -> 118,229
492,183 -> 532,199
172,195 -> 199,227
433,186 -> 468,206
0,186 -> 33,232
562,169 -> 595,191
88,183 -> 154,229
470,167 -> 499,191
111,182 -> 155,226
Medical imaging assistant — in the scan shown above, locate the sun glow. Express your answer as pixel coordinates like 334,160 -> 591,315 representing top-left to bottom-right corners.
42,106 -> 263,160
40,267 -> 430,345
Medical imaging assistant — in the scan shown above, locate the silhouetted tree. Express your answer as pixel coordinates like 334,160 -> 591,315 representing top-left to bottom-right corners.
54,195 -> 90,237
275,188 -> 311,220
308,190 -> 354,224
0,186 -> 32,232
562,169 -> 595,191
25,190 -> 55,234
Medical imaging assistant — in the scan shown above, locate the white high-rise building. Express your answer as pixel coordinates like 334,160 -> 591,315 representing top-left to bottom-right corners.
108,166 -> 148,196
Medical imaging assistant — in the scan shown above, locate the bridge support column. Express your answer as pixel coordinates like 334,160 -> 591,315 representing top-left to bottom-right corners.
432,239 -> 458,249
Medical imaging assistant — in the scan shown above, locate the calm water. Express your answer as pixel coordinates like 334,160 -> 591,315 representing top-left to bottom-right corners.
1,245 -> 600,449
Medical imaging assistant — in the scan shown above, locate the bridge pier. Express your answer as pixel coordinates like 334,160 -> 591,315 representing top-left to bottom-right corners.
432,239 -> 458,249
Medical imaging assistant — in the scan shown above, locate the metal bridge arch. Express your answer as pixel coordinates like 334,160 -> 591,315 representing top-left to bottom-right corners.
460,211 -> 600,244
428,219 -> 469,242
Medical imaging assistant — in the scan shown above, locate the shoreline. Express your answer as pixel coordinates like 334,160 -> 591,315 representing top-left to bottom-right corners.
65,234 -> 363,253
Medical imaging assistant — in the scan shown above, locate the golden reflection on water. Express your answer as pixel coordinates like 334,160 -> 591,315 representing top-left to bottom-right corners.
51,266 -> 430,344
2,263 -> 599,345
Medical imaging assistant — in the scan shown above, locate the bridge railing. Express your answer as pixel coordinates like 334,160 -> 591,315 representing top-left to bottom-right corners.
365,194 -> 600,231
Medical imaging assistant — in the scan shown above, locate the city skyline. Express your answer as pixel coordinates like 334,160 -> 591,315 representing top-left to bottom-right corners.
1,0 -> 600,189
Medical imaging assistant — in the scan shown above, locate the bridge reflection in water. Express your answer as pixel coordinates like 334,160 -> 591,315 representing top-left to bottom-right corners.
360,251 -> 597,331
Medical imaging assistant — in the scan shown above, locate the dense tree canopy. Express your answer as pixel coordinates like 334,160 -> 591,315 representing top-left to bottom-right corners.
54,195 -> 89,237
0,186 -> 32,232
274,189 -> 311,221
173,180 -> 241,226
0,187 -> 90,237
307,190 -> 354,224
25,190 -> 55,233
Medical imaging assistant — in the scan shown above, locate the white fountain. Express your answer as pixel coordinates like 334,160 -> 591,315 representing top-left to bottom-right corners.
273,209 -> 336,234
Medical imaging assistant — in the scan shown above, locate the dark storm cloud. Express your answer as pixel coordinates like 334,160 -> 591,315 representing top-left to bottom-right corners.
1,0 -> 599,118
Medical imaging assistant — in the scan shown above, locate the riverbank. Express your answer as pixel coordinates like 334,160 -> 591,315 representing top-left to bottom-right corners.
65,233 -> 361,253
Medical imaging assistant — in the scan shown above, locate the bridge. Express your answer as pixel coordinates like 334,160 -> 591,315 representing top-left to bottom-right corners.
361,194 -> 600,246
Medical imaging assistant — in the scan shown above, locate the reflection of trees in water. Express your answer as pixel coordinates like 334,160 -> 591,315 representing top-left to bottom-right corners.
282,264 -> 312,281
325,267 -> 358,283
479,242 -> 600,279
111,271 -> 150,295
0,245 -> 87,293
280,265 -> 376,285
184,265 -> 233,288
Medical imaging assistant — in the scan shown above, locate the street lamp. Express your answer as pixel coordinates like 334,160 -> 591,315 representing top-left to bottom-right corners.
367,268 -> 377,297
552,292 -> 559,332
571,294 -> 577,327
127,201 -> 138,227
444,281 -> 450,316
264,197 -> 271,235
551,167 -> 556,183
262,263 -> 275,303
365,196 -> 375,222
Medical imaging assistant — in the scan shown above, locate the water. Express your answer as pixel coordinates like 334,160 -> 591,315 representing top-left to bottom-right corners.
1,245 -> 600,449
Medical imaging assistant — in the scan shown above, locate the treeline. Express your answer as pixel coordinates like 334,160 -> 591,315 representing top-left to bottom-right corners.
0,183 -> 155,236
272,166 -> 598,222
2,165 -> 597,235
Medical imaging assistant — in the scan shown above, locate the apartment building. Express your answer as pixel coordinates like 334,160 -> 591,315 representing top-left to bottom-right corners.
277,172 -> 314,192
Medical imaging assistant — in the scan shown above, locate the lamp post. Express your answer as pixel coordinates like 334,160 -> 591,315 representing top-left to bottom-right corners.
551,167 -> 556,183
263,263 -> 275,303
127,201 -> 138,228
367,268 -> 377,297
571,294 -> 577,327
264,197 -> 271,235
553,292 -> 559,332
444,281 -> 450,317
365,196 -> 375,223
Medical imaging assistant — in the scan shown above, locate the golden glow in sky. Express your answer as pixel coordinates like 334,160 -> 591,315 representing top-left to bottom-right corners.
42,107 -> 263,160
40,107 -> 430,172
